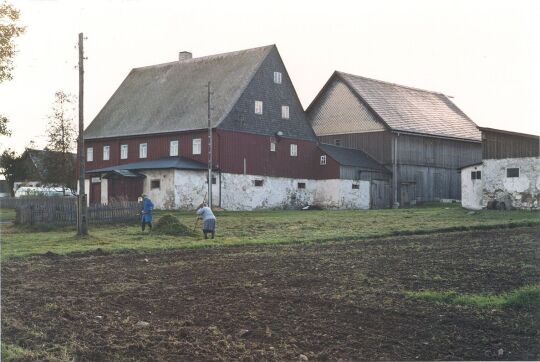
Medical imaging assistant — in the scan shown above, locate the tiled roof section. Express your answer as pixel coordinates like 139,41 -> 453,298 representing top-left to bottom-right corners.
84,45 -> 274,139
337,72 -> 481,141
319,143 -> 390,173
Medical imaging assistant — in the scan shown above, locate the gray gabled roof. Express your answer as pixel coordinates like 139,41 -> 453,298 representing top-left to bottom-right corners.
84,45 -> 274,139
86,157 -> 207,173
319,143 -> 390,173
336,72 -> 481,142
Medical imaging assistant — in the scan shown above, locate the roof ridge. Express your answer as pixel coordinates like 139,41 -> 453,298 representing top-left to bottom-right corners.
336,71 -> 446,96
134,44 -> 276,71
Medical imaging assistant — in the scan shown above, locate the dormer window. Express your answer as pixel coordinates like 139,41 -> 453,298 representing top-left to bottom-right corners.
255,101 -> 263,115
273,71 -> 282,84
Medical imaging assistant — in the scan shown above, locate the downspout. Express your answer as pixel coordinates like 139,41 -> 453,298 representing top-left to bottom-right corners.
393,132 -> 399,208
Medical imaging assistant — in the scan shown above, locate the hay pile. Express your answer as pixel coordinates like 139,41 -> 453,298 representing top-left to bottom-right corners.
153,214 -> 196,236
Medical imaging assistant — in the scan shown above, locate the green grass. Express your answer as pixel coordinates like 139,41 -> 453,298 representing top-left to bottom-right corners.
406,284 -> 540,309
1,204 -> 539,259
1,343 -> 37,361
0,208 -> 15,222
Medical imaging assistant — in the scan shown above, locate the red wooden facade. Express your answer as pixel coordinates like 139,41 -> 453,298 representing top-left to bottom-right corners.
85,129 -> 340,180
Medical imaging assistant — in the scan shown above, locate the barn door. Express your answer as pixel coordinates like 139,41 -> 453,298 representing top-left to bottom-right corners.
371,180 -> 391,209
400,182 -> 416,208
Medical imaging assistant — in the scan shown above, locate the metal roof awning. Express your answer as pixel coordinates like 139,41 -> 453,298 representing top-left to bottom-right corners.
102,170 -> 146,179
86,157 -> 209,175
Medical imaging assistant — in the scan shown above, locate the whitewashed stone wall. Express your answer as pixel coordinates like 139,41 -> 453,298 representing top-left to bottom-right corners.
220,174 -> 314,210
100,178 -> 108,204
481,157 -> 540,210
460,164 -> 483,210
313,179 -> 370,209
100,169 -> 371,210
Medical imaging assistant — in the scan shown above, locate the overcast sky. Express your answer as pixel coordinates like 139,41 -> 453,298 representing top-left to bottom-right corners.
1,0 -> 539,152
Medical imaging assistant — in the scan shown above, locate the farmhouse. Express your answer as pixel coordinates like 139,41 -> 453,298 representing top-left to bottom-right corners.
84,45 -> 388,210
461,127 -> 540,210
12,148 -> 77,193
307,71 -> 482,207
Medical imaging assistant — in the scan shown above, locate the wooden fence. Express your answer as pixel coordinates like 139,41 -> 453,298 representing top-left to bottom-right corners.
4,197 -> 141,225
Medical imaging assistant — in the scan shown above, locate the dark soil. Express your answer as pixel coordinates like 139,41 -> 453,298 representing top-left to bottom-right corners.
2,227 -> 539,361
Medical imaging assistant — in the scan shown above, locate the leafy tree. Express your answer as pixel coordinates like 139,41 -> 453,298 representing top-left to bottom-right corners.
43,91 -> 77,192
0,114 -> 10,136
0,148 -> 22,195
0,1 -> 25,83
0,1 -> 25,139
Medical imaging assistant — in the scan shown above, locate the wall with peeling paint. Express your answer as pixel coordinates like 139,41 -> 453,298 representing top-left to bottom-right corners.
460,164 -> 483,210
313,179 -> 370,209
481,157 -> 540,210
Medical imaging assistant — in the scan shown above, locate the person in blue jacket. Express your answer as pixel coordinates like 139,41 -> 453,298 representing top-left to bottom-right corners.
140,194 -> 154,232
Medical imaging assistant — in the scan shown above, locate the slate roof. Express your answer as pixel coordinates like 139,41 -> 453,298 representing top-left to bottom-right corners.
336,72 -> 481,141
84,45 -> 275,139
319,143 -> 390,173
86,157 -> 207,173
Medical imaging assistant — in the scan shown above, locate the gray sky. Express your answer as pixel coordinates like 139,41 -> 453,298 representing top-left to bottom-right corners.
1,0 -> 539,152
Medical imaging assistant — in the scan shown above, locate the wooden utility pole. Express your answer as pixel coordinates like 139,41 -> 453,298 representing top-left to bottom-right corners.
77,32 -> 88,235
207,81 -> 212,208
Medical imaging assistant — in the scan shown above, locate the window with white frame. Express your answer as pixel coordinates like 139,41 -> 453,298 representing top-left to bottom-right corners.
254,101 -> 263,115
170,140 -> 179,156
273,71 -> 282,84
103,145 -> 110,161
270,141 -> 276,152
281,105 -> 289,120
192,138 -> 201,155
139,143 -> 147,158
87,147 -> 93,162
290,144 -> 298,157
320,155 -> 326,165
120,144 -> 128,159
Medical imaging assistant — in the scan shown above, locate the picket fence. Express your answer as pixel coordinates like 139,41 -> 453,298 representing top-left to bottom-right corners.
1,197 -> 141,225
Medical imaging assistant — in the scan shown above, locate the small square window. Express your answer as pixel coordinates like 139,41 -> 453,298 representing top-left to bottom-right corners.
507,168 -> 519,178
192,138 -> 201,155
207,176 -> 217,185
254,179 -> 264,187
352,184 -> 360,189
281,105 -> 289,120
120,144 -> 128,159
139,143 -> 147,159
297,182 -> 306,189
273,71 -> 282,84
151,179 -> 160,189
87,147 -> 93,162
254,101 -> 263,115
290,144 -> 297,157
270,141 -> 276,152
320,155 -> 327,165
103,145 -> 110,161
334,139 -> 342,146
170,140 -> 179,156
471,170 -> 481,180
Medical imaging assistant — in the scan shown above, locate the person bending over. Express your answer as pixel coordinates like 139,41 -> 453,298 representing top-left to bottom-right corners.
196,202 -> 216,239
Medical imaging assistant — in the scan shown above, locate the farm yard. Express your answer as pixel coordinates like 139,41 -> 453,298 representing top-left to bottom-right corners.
1,205 -> 539,360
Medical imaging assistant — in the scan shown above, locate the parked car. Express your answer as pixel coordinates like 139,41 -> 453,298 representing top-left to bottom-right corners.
14,186 -> 76,198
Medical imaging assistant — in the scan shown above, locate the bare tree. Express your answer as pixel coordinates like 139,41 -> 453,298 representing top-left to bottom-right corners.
43,91 -> 77,194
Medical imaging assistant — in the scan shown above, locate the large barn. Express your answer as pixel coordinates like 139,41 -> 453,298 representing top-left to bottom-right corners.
307,71 -> 483,207
83,45 -> 387,210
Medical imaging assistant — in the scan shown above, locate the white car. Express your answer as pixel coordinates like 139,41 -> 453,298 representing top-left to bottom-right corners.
14,186 -> 76,198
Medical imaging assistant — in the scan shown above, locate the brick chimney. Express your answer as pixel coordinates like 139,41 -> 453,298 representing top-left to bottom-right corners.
178,51 -> 192,61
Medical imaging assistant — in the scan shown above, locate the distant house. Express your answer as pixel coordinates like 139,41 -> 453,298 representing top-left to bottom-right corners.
307,71 -> 482,207
13,148 -> 77,192
461,128 -> 539,210
84,46 -> 388,210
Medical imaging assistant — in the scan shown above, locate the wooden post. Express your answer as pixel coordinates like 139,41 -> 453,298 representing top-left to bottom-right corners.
77,32 -> 88,235
207,81 -> 212,207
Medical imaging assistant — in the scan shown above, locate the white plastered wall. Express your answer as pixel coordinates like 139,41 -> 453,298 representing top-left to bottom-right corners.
482,157 -> 540,210
100,178 -> 108,204
460,164 -> 483,210
313,179 -> 370,209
